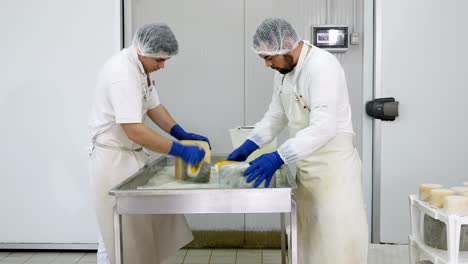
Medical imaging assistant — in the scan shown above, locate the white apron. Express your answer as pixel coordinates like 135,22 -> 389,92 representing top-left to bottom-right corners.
279,44 -> 368,264
90,124 -> 193,264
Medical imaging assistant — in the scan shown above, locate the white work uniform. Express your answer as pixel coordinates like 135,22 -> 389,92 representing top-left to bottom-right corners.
88,45 -> 193,264
248,41 -> 368,263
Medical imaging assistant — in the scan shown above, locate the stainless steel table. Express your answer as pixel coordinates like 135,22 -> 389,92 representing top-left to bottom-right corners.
109,155 -> 297,264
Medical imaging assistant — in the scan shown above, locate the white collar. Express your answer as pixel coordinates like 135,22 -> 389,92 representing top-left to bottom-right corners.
125,45 -> 147,77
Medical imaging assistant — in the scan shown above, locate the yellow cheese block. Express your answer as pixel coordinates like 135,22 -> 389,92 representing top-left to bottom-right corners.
187,161 -> 203,177
174,140 -> 211,180
419,184 -> 443,202
430,189 -> 455,208
444,195 -> 468,216
216,160 -> 238,169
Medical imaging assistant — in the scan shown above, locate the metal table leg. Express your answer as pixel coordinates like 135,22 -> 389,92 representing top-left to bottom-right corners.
290,199 -> 297,264
114,207 -> 123,264
281,213 -> 287,264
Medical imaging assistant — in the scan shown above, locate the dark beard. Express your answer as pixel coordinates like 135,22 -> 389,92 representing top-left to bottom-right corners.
277,54 -> 295,74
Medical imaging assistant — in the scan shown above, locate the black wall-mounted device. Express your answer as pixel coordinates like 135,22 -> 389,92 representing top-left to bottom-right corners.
366,97 -> 399,121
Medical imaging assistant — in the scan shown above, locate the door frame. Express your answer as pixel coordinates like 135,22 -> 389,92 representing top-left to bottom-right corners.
364,0 -> 386,243
114,0 -> 124,52
363,0 -> 378,243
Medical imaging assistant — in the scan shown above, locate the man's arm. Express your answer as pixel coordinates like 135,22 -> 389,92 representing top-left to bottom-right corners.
146,105 -> 177,134
276,64 -> 342,164
121,123 -> 173,153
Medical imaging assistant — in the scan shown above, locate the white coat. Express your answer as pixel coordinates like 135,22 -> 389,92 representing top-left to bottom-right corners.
89,46 -> 193,264
249,41 -> 368,263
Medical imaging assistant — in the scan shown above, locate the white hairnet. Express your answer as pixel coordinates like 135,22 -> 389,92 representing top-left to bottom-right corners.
132,23 -> 178,58
252,18 -> 300,56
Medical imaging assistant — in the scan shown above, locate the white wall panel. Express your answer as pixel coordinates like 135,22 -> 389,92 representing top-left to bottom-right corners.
376,0 -> 468,243
131,0 -> 245,155
0,0 -> 116,245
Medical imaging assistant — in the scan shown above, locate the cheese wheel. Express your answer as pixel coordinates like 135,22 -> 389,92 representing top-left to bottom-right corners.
419,184 -> 443,202
451,186 -> 468,195
444,196 -> 468,216
464,182 -> 468,187
429,189 -> 455,208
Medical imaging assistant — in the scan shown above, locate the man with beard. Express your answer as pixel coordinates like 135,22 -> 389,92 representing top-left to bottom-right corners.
227,18 -> 368,263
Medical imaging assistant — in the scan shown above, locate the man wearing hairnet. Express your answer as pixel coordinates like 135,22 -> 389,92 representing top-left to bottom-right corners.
227,18 -> 368,263
89,23 -> 209,264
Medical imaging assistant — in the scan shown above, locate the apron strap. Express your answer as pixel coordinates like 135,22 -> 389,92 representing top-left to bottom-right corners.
295,42 -> 313,113
93,141 -> 143,152
305,42 -> 313,55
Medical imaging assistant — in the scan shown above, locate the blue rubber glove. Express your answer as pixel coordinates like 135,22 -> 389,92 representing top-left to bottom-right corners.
226,139 -> 259,161
170,124 -> 211,149
169,141 -> 205,167
243,151 -> 284,188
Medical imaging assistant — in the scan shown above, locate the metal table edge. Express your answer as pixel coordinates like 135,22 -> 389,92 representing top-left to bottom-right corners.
108,155 -> 297,196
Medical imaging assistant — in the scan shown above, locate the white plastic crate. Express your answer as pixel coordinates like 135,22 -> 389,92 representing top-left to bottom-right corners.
409,195 -> 468,263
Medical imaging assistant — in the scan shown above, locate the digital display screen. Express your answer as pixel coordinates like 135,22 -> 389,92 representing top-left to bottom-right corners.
313,26 -> 348,49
